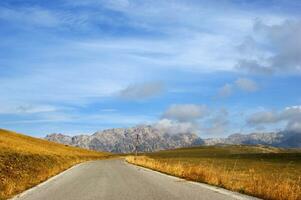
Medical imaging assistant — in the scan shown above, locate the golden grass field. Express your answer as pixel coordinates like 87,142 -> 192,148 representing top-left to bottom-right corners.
0,129 -> 110,200
126,145 -> 301,200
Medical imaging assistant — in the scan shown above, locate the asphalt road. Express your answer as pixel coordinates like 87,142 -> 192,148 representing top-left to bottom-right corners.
13,159 -> 259,200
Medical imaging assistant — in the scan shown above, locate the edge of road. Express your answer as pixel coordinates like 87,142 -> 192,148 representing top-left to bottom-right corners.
124,160 -> 262,200
10,161 -> 93,200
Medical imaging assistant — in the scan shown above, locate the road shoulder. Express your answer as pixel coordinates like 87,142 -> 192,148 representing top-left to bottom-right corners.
125,160 -> 261,200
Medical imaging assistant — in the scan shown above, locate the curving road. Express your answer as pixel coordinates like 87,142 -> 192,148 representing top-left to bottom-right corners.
12,159 -> 260,200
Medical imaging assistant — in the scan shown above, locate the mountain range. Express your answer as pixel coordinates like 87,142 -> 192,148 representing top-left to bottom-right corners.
45,126 -> 203,153
45,126 -> 301,153
203,131 -> 301,148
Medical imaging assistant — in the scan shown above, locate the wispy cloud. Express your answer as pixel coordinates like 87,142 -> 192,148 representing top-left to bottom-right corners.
0,6 -> 61,27
202,108 -> 229,136
162,104 -> 207,122
218,84 -> 233,98
0,103 -> 59,114
217,78 -> 259,98
247,105 -> 301,132
119,82 -> 165,100
235,78 -> 258,92
236,19 -> 301,75
153,118 -> 199,135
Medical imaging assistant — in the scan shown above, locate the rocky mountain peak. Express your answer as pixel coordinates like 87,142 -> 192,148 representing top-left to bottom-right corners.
46,126 -> 202,153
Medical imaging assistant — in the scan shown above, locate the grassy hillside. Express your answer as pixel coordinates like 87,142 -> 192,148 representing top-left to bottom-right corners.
0,129 -> 110,200
126,145 -> 301,200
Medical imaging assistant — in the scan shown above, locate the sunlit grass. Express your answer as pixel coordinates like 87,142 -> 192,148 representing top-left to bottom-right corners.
0,129 -> 110,200
126,145 -> 301,200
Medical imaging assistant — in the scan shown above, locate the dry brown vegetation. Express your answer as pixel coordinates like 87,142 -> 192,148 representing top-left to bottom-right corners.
0,128 -> 110,200
126,145 -> 301,200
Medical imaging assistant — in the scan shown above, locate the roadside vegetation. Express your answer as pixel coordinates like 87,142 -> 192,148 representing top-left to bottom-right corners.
0,129 -> 110,200
126,145 -> 301,200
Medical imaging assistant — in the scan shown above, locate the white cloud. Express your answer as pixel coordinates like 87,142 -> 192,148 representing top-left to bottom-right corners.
0,104 -> 58,114
16,105 -> 58,114
217,78 -> 258,98
202,108 -> 229,136
76,34 -> 236,73
62,0 -> 272,73
235,78 -> 258,92
153,119 -> 198,135
236,59 -> 273,75
247,111 -> 278,125
286,121 -> 301,132
218,84 -> 233,98
4,110 -> 154,127
247,105 -> 301,132
119,82 -> 165,100
237,19 -> 301,74
162,104 -> 207,122
152,104 -> 209,135
154,104 -> 232,136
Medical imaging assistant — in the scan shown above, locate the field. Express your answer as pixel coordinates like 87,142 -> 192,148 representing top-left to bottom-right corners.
0,129 -> 110,200
126,145 -> 301,200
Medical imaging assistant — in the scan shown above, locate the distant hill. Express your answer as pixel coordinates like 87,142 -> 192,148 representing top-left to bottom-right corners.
278,132 -> 301,148
45,126 -> 203,153
203,131 -> 301,148
45,126 -> 301,153
0,128 -> 109,199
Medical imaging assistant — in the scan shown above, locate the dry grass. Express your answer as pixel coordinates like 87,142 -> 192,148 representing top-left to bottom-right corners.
126,146 -> 301,200
0,128 -> 110,200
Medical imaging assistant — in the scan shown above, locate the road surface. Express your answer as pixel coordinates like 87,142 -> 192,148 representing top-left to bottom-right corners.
13,159 -> 259,200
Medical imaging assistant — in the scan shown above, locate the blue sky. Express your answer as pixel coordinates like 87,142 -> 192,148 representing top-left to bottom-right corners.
1,0 -> 301,137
